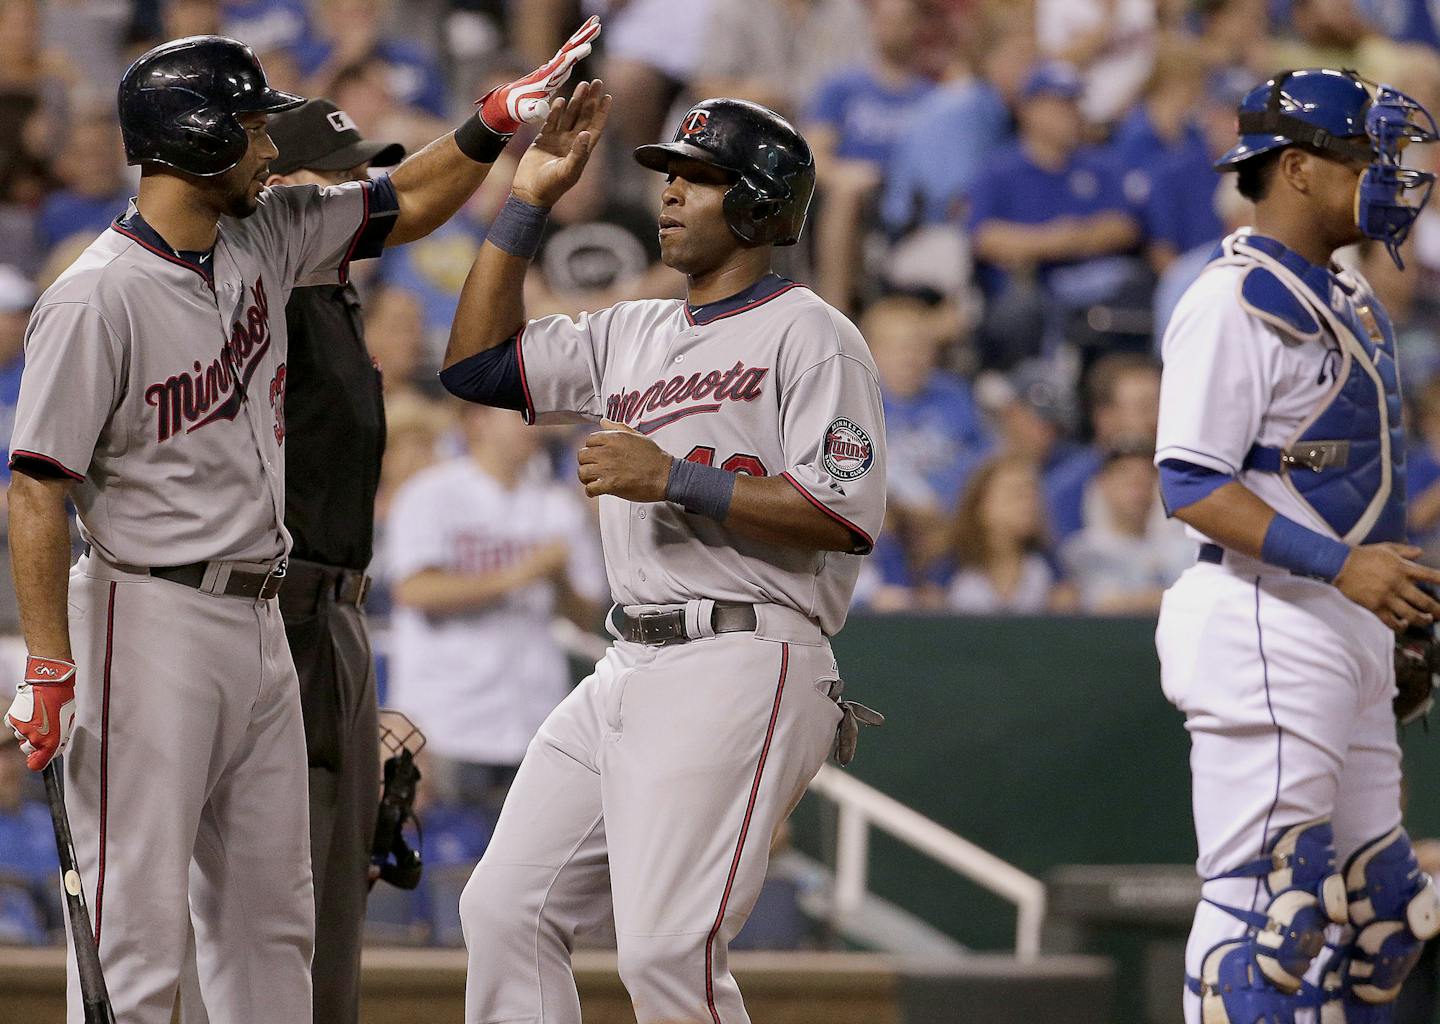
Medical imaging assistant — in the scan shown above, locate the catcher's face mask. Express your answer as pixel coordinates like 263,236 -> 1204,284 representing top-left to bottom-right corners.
1354,84 -> 1438,269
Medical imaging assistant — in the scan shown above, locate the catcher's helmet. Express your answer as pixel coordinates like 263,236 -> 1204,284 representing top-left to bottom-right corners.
1214,68 -> 1375,169
634,98 -> 816,246
118,35 -> 305,177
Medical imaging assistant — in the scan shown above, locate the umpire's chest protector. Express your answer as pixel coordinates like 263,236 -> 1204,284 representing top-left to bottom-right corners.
1221,232 -> 1406,544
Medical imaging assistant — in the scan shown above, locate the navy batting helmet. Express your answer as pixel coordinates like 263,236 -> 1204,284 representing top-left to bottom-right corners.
634,98 -> 816,246
118,35 -> 305,177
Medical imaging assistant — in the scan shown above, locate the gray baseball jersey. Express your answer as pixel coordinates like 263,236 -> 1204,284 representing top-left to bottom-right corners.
10,178 -> 398,566
516,273 -> 886,635
8,178 -> 397,1024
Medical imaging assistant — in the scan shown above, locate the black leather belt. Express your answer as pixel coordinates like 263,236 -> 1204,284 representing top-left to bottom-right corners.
280,558 -> 372,616
611,602 -> 758,645
151,560 -> 287,600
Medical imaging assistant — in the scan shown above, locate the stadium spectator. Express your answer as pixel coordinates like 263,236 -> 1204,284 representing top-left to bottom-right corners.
221,0 -> 315,56
376,152 -> 514,363
869,295 -> 992,516
1192,0 -> 1274,69
806,0 -> 935,310
386,403 -> 603,815
1047,352 -> 1162,539
295,0 -> 450,118
879,10 -> 1026,236
0,733 -> 57,944
527,141 -> 680,318
692,0 -> 871,122
0,0 -> 75,178
967,60 -> 1143,370
597,0 -> 716,193
1143,68 -> 1255,276
364,284 -> 432,398
0,264 -> 33,485
1152,173 -> 1252,341
937,454 -> 1077,614
1362,237 -> 1440,391
1407,377 -> 1440,561
1061,443 -> 1194,613
1035,0 -> 1159,126
35,111 -> 131,253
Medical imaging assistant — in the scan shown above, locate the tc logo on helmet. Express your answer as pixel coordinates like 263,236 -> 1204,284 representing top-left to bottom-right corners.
681,109 -> 710,136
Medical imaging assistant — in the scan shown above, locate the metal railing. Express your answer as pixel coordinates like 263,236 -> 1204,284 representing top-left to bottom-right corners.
545,619 -> 1048,957
806,764 -> 1047,960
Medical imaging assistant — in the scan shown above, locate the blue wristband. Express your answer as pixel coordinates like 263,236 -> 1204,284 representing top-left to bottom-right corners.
666,458 -> 736,522
1260,515 -> 1351,581
486,194 -> 549,259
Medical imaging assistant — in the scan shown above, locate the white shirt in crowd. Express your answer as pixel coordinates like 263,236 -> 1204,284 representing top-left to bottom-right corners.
386,456 -> 606,766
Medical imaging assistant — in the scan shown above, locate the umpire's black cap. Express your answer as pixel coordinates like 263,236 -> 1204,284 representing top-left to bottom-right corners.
266,99 -> 405,177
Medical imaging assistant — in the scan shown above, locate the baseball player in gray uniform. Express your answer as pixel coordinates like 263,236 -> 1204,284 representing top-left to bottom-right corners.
3,23 -> 599,1024
440,85 -> 887,1024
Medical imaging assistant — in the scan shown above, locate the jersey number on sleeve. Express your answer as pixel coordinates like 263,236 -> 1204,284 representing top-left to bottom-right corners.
683,446 -> 768,477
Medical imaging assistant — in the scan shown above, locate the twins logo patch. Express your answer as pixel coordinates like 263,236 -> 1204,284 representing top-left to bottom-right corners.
824,417 -> 874,480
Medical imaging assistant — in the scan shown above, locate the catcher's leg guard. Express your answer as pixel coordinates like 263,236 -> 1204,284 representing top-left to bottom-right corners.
1318,826 -> 1440,1022
1189,819 -> 1349,1023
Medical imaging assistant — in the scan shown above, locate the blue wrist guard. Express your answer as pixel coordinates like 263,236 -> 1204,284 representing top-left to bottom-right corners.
486,194 -> 549,259
666,458 -> 736,522
1261,515 -> 1351,581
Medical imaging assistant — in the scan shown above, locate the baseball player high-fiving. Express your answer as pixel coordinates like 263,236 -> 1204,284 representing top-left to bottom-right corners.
4,23 -> 599,1024
439,85 -> 887,1023
1155,69 -> 1440,1023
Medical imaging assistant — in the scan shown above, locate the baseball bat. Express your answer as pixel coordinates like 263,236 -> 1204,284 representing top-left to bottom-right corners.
43,759 -> 117,1024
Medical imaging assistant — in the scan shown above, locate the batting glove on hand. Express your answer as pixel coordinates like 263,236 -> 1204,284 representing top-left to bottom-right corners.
476,16 -> 601,135
6,656 -> 77,771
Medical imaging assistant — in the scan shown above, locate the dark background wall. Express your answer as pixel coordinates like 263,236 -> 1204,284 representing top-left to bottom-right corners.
799,613 -> 1440,952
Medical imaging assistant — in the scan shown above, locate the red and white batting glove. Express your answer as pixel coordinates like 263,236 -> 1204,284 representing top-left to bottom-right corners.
6,655 -> 77,771
476,15 -> 601,135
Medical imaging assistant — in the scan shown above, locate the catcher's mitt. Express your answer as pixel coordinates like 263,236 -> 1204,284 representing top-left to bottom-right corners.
1395,623 -> 1440,726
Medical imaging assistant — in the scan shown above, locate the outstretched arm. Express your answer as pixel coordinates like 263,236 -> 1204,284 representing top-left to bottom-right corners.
385,17 -> 601,247
443,81 -> 612,368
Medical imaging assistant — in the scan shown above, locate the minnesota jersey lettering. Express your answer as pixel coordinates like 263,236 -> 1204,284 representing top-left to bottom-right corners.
145,275 -> 273,442
603,360 -> 770,431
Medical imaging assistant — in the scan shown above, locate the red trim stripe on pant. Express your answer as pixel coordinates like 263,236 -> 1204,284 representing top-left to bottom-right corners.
704,642 -> 789,1023
94,582 -> 116,948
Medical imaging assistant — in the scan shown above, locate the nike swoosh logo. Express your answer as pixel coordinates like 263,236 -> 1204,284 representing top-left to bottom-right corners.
34,700 -> 51,738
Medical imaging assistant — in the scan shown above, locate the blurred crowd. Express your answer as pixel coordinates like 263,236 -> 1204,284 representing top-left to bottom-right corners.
10,0 -> 1440,945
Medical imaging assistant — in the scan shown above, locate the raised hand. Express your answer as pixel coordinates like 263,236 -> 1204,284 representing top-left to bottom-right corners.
477,15 -> 602,135
511,79 -> 613,209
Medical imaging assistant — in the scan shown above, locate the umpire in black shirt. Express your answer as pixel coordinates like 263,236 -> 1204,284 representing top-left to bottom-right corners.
266,99 -> 404,1024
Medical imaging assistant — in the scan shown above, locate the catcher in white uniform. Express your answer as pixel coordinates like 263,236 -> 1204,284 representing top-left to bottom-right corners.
439,85 -> 887,1024
1155,68 -> 1440,1023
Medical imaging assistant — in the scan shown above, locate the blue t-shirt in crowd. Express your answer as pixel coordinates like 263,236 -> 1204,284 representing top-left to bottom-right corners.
376,213 -> 488,344
884,371 -> 993,510
1410,442 -> 1440,544
1354,0 -> 1440,44
809,68 -> 935,166
37,190 -> 131,251
966,143 -> 1134,299
222,0 -> 314,53
880,78 -> 1011,233
1045,445 -> 1104,540
0,352 -> 25,485
1145,147 -> 1224,255
1106,105 -> 1209,209
292,37 -> 449,117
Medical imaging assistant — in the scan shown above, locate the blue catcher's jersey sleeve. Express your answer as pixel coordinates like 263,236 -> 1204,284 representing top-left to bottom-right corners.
1155,266 -> 1272,478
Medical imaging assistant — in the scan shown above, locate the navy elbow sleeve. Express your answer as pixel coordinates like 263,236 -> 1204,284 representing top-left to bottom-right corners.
438,335 -> 526,410
1158,459 -> 1232,515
